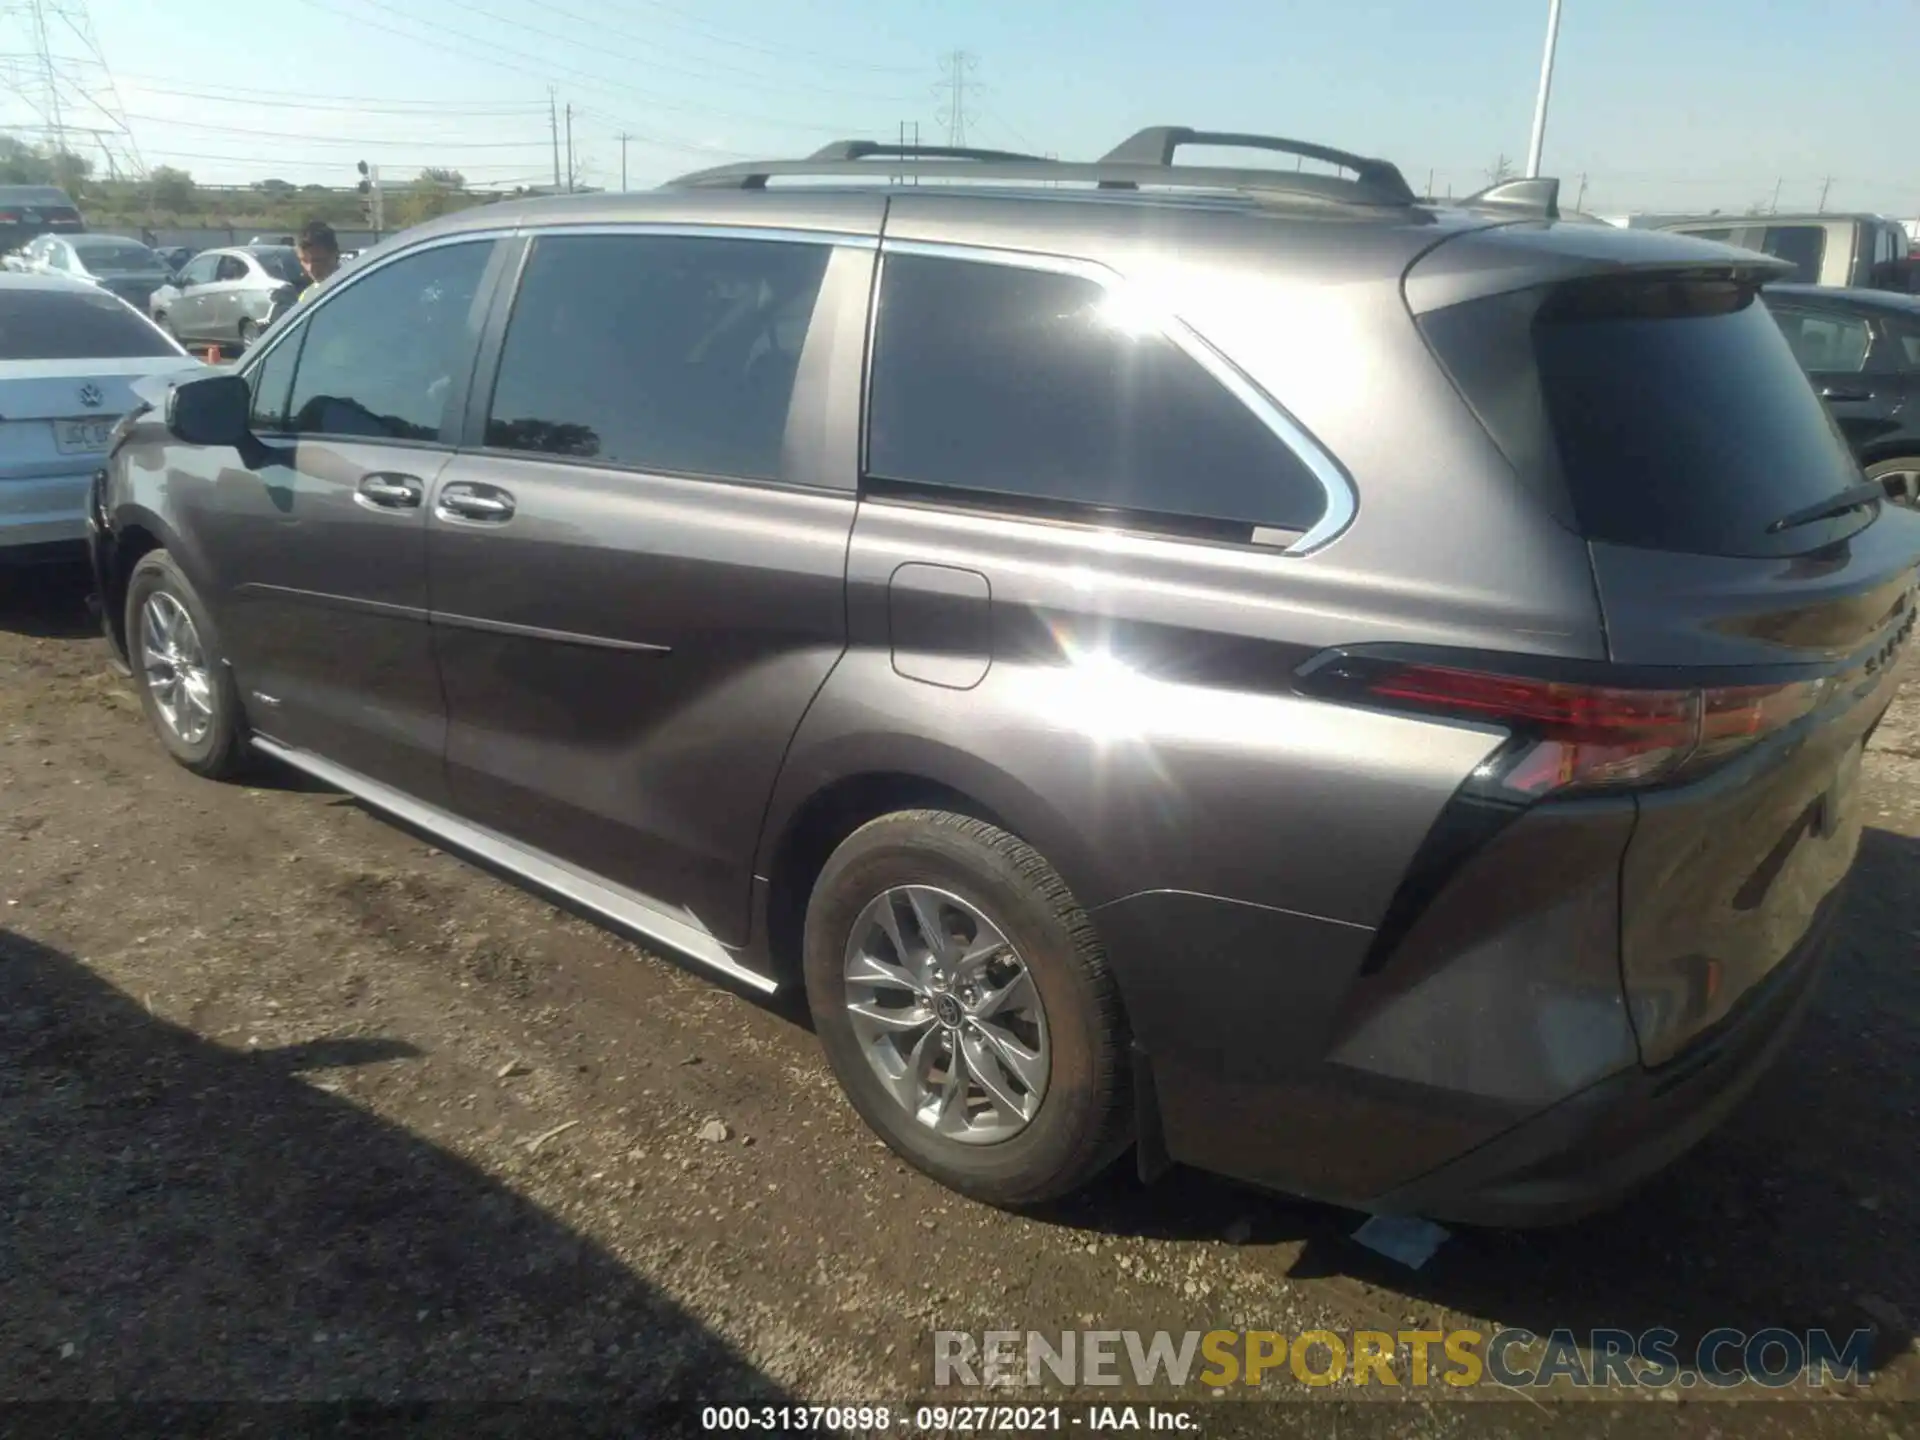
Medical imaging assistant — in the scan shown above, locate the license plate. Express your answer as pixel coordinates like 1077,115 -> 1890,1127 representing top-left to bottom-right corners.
54,418 -> 115,454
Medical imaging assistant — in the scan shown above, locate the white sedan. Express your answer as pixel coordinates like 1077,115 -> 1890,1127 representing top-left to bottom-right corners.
0,272 -> 203,558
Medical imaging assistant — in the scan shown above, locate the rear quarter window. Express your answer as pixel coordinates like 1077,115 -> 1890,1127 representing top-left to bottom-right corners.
867,252 -> 1330,541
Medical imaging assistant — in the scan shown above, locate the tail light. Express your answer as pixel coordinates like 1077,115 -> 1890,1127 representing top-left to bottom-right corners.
1301,657 -> 1830,799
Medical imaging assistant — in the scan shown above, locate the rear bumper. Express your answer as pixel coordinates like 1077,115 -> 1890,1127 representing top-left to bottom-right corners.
0,468 -> 93,550
1371,884 -> 1841,1227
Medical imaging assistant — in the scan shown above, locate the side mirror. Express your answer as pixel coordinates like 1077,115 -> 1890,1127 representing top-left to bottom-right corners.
166,372 -> 252,447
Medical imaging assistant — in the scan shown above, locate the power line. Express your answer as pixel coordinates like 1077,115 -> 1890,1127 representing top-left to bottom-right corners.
120,83 -> 546,116
431,0 -> 916,104
572,0 -> 922,74
109,66 -> 550,108
293,0 -> 874,135
118,113 -> 554,148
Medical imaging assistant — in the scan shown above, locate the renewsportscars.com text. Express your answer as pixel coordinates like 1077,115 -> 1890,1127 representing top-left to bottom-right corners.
933,1326 -> 1876,1390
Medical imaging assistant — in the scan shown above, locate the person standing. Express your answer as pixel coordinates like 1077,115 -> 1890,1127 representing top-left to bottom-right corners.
294,219 -> 341,298
267,219 -> 342,327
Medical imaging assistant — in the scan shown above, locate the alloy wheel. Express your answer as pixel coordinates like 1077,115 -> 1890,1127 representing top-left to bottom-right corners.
140,591 -> 213,745
842,884 -> 1050,1144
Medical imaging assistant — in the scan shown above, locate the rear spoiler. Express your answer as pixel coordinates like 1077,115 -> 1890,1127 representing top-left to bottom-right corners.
1404,225 -> 1793,315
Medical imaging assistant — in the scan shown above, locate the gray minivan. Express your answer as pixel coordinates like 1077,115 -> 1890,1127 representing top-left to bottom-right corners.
88,130 -> 1919,1224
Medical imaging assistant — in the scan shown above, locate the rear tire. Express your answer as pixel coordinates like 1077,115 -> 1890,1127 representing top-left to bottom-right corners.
804,810 -> 1132,1207
1866,456 -> 1920,509
125,550 -> 249,779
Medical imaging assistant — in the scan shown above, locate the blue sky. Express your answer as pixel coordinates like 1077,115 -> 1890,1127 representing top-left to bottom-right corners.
31,0 -> 1920,217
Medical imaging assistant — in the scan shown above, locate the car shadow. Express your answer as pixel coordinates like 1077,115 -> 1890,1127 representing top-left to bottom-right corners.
0,928 -> 802,1425
1058,825 -> 1920,1379
0,556 -> 99,639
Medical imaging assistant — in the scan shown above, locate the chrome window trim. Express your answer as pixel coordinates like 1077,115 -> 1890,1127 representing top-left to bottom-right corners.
873,238 -> 1357,555
518,221 -> 877,250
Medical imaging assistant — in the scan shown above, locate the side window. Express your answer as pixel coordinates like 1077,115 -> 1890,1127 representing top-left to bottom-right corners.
245,327 -> 302,433
867,253 -> 1329,535
1894,318 -> 1920,370
284,240 -> 493,443
1769,305 -> 1872,373
484,233 -> 830,481
215,255 -> 249,282
180,254 -> 219,286
1761,226 -> 1826,284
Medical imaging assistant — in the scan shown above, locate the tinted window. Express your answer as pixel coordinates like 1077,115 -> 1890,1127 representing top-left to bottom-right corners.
251,248 -> 303,283
868,254 -> 1327,534
0,287 -> 179,359
1761,225 -> 1826,283
285,240 -> 491,442
1423,278 -> 1868,557
246,328 -> 300,432
485,233 -> 828,481
1769,305 -> 1872,372
215,255 -> 248,282
73,240 -> 163,271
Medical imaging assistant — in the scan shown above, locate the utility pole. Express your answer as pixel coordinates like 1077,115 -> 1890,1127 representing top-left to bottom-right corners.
1818,175 -> 1833,213
618,132 -> 630,191
1771,177 -> 1782,214
549,86 -> 561,190
1524,0 -> 1564,178
565,103 -> 575,193
1574,171 -> 1587,210
934,50 -> 975,147
1425,167 -> 1434,200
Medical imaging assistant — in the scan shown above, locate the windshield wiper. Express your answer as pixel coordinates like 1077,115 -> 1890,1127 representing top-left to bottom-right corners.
1766,479 -> 1887,534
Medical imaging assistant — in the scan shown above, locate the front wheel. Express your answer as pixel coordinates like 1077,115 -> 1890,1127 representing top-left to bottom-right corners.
804,810 -> 1131,1206
126,550 -> 249,778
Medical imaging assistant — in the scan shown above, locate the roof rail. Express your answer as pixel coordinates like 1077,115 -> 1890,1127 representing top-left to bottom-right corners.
668,147 -> 1417,209
804,139 -> 1044,164
1096,127 -> 1414,203
1456,176 -> 1561,221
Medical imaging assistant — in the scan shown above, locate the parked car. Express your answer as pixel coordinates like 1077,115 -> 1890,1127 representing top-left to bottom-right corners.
0,184 -> 84,255
1658,213 -> 1916,291
149,245 -> 306,353
18,232 -> 174,313
1767,284 -> 1920,507
0,273 -> 198,562
89,130 -> 1920,1223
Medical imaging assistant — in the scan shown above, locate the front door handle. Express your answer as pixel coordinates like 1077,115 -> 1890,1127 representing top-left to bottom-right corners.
436,482 -> 516,524
1821,385 -> 1872,403
356,473 -> 424,509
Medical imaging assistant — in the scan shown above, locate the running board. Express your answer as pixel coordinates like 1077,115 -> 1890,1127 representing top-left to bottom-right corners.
250,736 -> 777,996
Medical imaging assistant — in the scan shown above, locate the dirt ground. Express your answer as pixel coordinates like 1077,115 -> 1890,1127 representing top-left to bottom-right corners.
2,562 -> 1917,1438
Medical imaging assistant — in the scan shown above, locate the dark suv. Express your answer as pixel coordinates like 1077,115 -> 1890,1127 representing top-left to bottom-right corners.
89,130 -> 1919,1224
1766,284 -> 1920,506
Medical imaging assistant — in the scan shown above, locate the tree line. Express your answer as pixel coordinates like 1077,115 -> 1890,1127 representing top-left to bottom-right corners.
1,138 -> 498,231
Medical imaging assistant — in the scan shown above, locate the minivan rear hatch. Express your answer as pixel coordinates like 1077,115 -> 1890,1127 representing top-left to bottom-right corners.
1409,226 -> 1920,1066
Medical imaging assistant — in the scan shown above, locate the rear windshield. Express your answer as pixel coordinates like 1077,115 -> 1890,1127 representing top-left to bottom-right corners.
74,241 -> 164,271
1421,276 -> 1869,558
0,288 -> 179,360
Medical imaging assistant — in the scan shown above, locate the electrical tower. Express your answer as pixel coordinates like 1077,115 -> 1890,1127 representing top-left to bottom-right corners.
933,50 -> 976,148
0,0 -> 142,179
